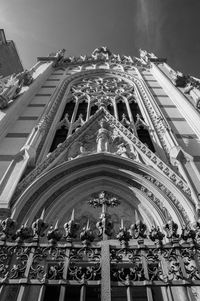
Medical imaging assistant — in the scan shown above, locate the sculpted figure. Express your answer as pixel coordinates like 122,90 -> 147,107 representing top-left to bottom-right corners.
96,119 -> 110,152
0,74 -> 21,109
116,143 -> 129,158
0,70 -> 33,109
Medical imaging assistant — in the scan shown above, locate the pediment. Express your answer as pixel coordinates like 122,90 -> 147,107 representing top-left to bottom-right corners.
15,108 -> 192,205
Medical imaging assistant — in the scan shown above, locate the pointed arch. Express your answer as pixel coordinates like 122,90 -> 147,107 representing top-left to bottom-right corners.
12,154 -> 195,230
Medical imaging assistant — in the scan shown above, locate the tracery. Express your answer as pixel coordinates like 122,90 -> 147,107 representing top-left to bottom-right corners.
50,75 -> 155,152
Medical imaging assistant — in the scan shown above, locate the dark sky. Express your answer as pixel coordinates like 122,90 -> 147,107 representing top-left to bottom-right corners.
1,0 -> 200,76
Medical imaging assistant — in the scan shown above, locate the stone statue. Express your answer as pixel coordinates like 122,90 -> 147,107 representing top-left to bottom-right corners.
116,143 -> 129,158
96,119 -> 110,152
185,84 -> 200,109
92,46 -> 112,60
0,74 -> 21,109
0,70 -> 33,109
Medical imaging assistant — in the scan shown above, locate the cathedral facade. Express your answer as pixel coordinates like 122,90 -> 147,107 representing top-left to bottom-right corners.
0,47 -> 200,300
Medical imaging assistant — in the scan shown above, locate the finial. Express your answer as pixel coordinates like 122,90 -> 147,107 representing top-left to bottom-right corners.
54,220 -> 59,230
11,207 -> 16,219
121,219 -> 124,229
86,219 -> 90,231
40,208 -> 45,220
24,218 -> 29,228
71,209 -> 75,222
135,210 -> 139,224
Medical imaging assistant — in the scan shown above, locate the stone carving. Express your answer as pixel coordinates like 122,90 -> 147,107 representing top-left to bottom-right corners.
170,70 -> 188,87
70,76 -> 134,110
120,113 -> 136,133
184,76 -> 200,110
56,113 -> 70,130
142,175 -> 190,223
18,69 -> 34,86
169,69 -> 200,110
116,142 -> 129,158
0,70 -> 33,109
135,113 -> 148,130
50,49 -> 66,67
92,46 -> 112,60
73,113 -> 85,131
13,70 -> 193,205
96,119 -> 111,152
185,84 -> 200,109
139,49 -> 166,64
47,46 -> 150,70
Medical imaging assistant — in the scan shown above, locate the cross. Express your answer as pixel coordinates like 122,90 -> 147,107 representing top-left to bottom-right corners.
88,191 -> 120,240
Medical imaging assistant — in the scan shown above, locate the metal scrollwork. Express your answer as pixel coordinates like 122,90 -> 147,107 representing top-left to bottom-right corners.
29,247 -> 49,281
9,246 -> 30,279
146,249 -> 163,280
0,246 -> 14,280
110,248 -> 145,281
47,262 -> 64,280
163,248 -> 183,280
181,248 -> 200,280
68,247 -> 101,281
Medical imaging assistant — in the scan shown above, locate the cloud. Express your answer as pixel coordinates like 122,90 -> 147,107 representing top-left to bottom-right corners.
135,0 -> 163,50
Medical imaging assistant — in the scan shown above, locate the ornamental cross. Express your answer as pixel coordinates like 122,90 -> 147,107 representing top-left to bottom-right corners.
88,191 -> 120,213
88,191 -> 120,240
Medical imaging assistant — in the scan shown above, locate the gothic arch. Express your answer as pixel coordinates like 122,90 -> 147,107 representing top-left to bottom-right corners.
39,68 -> 163,162
12,153 -> 195,229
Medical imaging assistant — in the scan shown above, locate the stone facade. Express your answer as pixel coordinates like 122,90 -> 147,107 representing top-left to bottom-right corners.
0,47 -> 199,300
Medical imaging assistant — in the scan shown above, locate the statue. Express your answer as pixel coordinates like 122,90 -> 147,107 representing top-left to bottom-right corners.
170,70 -> 188,87
116,143 -> 129,158
185,84 -> 200,109
75,144 -> 89,159
0,70 -> 33,109
0,74 -> 22,109
96,119 -> 110,152
92,46 -> 112,60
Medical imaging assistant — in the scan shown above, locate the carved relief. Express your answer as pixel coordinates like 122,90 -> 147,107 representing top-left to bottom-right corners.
0,70 -> 33,109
